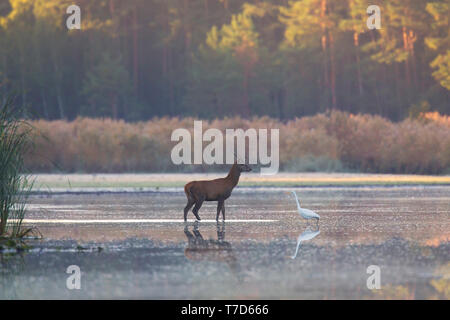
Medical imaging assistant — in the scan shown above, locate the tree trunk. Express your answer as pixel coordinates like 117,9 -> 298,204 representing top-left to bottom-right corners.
168,47 -> 175,116
41,89 -> 49,120
52,53 -> 65,119
369,31 -> 382,115
242,67 -> 250,118
109,0 -> 115,16
320,0 -> 330,109
132,6 -> 139,95
20,57 -> 26,108
56,87 -> 65,119
394,63 -> 402,118
204,0 -> 209,17
184,0 -> 191,53
354,32 -> 363,96
278,88 -> 285,120
111,94 -> 118,119
329,31 -> 337,109
1,50 -> 6,105
402,26 -> 412,90
0,217 -> 5,237
408,30 -> 418,89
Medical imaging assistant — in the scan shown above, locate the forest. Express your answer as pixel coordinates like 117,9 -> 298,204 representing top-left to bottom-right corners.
0,0 -> 449,121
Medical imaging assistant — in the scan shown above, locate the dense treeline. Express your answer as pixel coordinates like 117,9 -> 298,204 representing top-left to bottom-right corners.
0,0 -> 449,121
26,111 -> 450,174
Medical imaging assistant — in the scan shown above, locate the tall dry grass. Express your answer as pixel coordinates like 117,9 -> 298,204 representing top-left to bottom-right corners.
1,98 -> 34,238
25,111 -> 450,174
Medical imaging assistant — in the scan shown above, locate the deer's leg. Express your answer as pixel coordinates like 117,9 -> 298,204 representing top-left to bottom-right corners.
192,198 -> 204,221
216,200 -> 224,221
184,199 -> 195,221
222,202 -> 226,221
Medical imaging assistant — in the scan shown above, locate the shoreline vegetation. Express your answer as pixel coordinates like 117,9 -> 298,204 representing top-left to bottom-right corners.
0,98 -> 33,239
26,111 -> 450,175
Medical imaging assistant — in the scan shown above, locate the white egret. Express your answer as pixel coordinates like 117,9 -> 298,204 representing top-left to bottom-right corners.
291,227 -> 320,259
289,191 -> 320,222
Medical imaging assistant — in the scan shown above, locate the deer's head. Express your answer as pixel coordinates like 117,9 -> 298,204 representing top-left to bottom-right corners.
235,163 -> 252,172
233,152 -> 252,172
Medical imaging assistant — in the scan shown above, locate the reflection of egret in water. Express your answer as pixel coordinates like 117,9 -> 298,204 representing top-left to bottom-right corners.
184,221 -> 240,279
291,226 -> 320,259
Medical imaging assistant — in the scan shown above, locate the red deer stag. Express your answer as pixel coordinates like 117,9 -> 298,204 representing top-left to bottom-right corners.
184,163 -> 251,221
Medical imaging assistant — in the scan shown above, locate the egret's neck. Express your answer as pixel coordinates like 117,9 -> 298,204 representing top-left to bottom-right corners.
292,192 -> 302,210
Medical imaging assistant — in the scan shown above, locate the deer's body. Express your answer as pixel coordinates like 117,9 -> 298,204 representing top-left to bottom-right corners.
184,163 -> 251,221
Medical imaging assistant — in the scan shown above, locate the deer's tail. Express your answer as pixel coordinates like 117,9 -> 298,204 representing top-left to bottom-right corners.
184,182 -> 195,201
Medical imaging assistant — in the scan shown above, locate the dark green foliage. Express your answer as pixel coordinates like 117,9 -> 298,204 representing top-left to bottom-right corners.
0,0 -> 448,121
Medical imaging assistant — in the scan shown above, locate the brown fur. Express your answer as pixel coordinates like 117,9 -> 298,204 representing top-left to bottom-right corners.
184,163 -> 251,221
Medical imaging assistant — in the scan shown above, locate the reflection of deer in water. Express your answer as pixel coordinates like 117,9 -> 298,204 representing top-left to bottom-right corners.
184,222 -> 239,278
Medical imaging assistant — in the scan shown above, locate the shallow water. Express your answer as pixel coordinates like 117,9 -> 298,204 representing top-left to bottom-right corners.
1,186 -> 449,299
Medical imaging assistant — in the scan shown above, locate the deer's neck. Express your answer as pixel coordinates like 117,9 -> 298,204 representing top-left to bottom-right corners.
226,164 -> 241,188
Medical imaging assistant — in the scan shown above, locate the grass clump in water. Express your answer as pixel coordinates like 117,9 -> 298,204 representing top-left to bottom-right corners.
0,97 -> 34,239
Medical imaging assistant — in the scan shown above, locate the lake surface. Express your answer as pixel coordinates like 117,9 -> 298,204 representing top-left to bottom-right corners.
1,186 -> 449,299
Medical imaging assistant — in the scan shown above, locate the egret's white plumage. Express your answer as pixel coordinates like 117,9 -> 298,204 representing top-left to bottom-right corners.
291,227 -> 320,259
290,191 -> 320,220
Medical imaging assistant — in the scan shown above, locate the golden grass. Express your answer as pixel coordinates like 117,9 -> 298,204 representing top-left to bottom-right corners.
32,172 -> 450,189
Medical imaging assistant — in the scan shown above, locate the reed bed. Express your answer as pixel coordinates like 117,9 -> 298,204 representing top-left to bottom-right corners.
0,98 -> 33,238
25,111 -> 450,175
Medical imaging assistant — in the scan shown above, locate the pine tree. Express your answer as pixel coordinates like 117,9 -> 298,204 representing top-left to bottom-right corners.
426,1 -> 450,90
